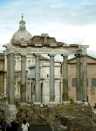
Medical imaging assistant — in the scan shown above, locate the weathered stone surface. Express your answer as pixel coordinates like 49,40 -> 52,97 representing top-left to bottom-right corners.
6,104 -> 17,122
0,109 -> 5,121
30,35 -> 58,47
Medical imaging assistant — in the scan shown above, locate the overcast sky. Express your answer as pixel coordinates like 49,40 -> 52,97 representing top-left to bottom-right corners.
0,0 -> 96,56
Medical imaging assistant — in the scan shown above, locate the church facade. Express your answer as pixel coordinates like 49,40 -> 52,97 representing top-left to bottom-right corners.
0,16 -> 94,107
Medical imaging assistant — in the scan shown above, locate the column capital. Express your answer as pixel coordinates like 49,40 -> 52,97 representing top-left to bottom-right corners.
7,52 -> 15,56
48,54 -> 55,57
81,47 -> 87,55
61,54 -> 68,59
74,50 -> 82,58
35,54 -> 40,58
21,54 -> 26,57
61,54 -> 67,56
75,53 -> 81,58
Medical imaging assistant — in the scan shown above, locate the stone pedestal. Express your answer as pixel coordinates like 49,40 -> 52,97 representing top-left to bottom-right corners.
6,104 -> 17,122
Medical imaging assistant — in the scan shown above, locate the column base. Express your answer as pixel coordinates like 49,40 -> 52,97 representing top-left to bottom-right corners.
47,102 -> 58,107
83,102 -> 88,105
75,100 -> 83,104
62,101 -> 70,104
75,101 -> 88,105
6,104 -> 17,122
34,102 -> 41,105
19,102 -> 32,107
49,101 -> 57,104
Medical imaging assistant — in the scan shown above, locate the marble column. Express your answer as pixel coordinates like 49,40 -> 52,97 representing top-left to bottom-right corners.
21,55 -> 26,102
35,55 -> 41,102
41,81 -> 43,104
82,48 -> 87,102
7,53 -> 17,121
7,53 -> 15,104
49,54 -> 55,102
61,55 -> 68,101
31,80 -> 33,104
75,51 -> 82,101
4,53 -> 7,97
31,80 -> 36,103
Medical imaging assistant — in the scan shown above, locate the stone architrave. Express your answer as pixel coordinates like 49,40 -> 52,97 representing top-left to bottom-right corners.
35,54 -> 41,103
21,55 -> 26,102
61,55 -> 68,101
75,51 -> 82,101
7,53 -> 15,104
49,54 -> 55,102
10,42 -> 80,54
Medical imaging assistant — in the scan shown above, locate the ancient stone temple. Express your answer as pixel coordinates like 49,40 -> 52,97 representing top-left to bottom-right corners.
1,16 -> 88,120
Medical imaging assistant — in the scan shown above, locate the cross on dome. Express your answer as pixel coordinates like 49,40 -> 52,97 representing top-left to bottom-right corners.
21,14 -> 24,21
19,14 -> 26,31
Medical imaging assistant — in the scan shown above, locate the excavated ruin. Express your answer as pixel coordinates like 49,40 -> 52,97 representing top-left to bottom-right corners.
15,103 -> 96,131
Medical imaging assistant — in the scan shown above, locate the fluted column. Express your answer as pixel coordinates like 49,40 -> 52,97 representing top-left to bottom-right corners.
35,55 -> 41,102
75,51 -> 82,101
21,55 -> 26,102
49,54 -> 55,102
7,53 -> 15,104
61,55 -> 68,101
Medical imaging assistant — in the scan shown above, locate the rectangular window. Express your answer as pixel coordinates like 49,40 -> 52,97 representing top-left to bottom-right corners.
87,78 -> 88,86
72,78 -> 77,87
91,78 -> 96,87
72,78 -> 88,87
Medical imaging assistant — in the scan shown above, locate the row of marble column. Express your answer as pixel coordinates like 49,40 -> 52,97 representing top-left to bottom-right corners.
61,51 -> 87,102
7,51 -> 87,105
35,54 -> 55,102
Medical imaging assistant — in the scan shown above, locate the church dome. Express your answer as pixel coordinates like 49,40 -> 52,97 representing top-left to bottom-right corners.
11,16 -> 32,47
